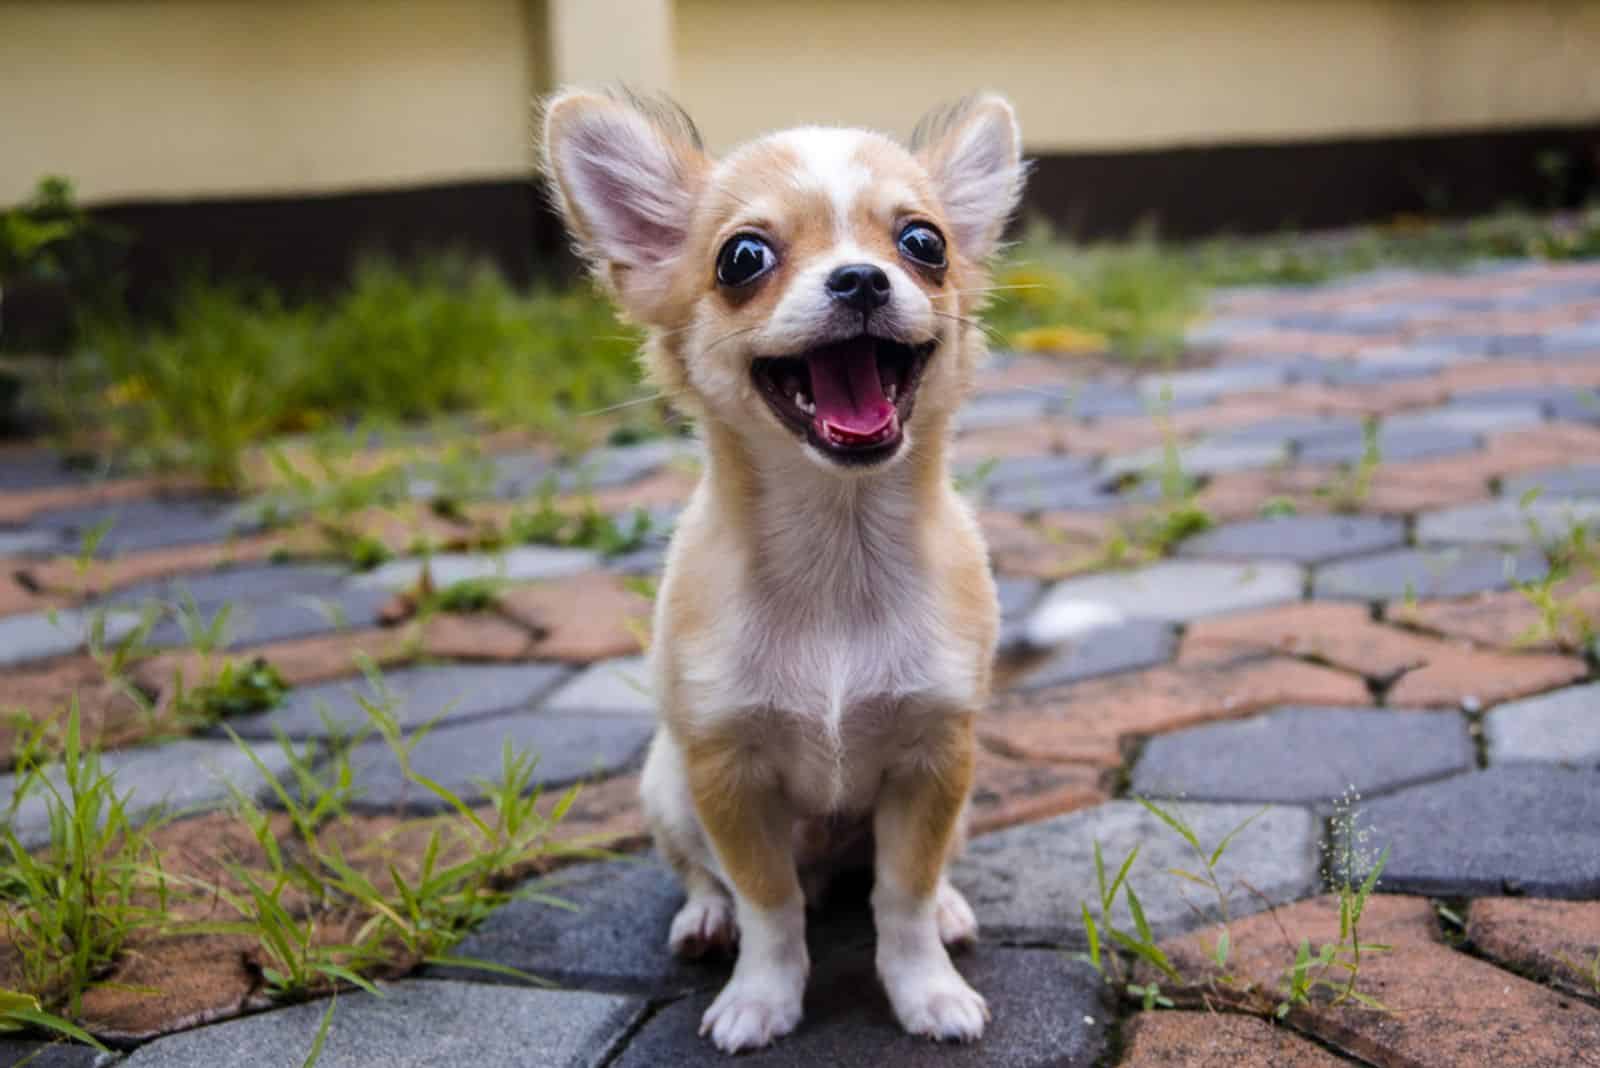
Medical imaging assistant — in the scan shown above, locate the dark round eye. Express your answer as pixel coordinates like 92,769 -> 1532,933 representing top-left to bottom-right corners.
715,234 -> 775,287
898,223 -> 947,268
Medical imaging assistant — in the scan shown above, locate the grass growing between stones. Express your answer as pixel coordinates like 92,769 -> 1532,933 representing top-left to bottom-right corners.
1080,796 -> 1390,1023
1316,421 -> 1383,515
1513,500 -> 1599,654
1090,411 -> 1212,569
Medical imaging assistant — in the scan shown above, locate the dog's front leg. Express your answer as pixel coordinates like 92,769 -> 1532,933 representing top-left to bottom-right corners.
873,713 -> 989,1041
684,732 -> 807,1053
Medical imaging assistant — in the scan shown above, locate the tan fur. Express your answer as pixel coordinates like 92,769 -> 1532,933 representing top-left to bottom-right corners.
544,88 -> 1025,1053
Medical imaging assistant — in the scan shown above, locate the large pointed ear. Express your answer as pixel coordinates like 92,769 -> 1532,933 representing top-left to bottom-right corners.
541,88 -> 708,320
911,94 -> 1027,263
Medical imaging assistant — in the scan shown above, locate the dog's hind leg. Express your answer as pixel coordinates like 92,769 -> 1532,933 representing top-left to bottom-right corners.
641,730 -> 738,958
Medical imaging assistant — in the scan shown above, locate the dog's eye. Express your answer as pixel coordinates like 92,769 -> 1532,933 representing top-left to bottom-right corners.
897,223 -> 946,268
715,234 -> 775,287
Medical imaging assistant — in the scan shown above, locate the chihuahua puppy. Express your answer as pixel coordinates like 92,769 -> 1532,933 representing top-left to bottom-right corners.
542,89 -> 1025,1053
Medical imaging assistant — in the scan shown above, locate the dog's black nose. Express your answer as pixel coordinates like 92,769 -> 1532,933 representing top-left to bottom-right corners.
826,263 -> 891,312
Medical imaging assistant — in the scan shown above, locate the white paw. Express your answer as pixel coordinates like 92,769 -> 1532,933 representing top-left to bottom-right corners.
699,973 -> 804,1053
884,964 -> 989,1043
936,882 -> 978,949
669,895 -> 737,959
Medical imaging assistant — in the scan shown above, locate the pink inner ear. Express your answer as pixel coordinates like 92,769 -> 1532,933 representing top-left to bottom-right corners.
562,115 -> 691,269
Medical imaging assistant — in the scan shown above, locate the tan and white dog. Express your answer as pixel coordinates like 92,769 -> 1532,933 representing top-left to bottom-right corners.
542,89 -> 1025,1053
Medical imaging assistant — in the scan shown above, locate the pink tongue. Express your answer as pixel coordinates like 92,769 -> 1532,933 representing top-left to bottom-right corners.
806,338 -> 894,440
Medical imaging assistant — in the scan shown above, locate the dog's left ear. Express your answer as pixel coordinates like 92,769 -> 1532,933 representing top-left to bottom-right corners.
542,88 -> 709,321
912,94 -> 1027,263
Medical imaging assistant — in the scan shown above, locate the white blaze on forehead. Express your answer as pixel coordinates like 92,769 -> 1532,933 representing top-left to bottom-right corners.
773,126 -> 877,237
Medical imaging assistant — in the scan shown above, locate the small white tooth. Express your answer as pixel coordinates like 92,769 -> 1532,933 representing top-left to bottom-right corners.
795,392 -> 815,414
886,383 -> 898,402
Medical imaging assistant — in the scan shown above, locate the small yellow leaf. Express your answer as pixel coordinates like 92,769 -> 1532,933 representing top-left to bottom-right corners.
1011,325 -> 1108,356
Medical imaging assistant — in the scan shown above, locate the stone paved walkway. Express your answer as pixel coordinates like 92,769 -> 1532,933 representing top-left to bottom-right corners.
2,259 -> 1600,1065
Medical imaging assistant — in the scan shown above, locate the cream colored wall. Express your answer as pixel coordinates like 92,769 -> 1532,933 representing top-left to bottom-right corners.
0,0 -> 542,204
672,0 -> 1600,153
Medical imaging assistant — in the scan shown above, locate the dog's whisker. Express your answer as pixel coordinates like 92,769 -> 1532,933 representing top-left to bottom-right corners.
576,390 -> 688,418
706,325 -> 760,352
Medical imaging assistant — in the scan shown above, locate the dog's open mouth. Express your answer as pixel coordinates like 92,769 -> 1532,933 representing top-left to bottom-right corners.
751,337 -> 935,464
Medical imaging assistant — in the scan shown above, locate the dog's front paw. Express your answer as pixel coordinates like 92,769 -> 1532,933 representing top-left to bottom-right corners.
670,895 -> 737,959
884,963 -> 989,1043
699,973 -> 804,1053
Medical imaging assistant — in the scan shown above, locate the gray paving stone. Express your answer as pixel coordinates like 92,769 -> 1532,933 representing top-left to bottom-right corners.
954,390 -> 1056,432
611,946 -> 1108,1068
1011,620 -> 1177,690
1209,415 -> 1363,450
1414,498 -> 1600,547
99,562 -> 348,612
485,449 -> 553,498
229,662 -> 573,740
1027,560 -> 1304,643
0,1040 -> 108,1067
1449,384 -> 1581,414
143,586 -> 393,650
1131,707 -> 1474,806
0,737 -> 296,850
1484,683 -> 1600,767
0,449 -> 114,493
29,495 -> 252,556
1177,514 -> 1406,564
555,437 -> 701,491
953,802 -> 1318,945
986,474 -> 1157,514
1501,463 -> 1600,500
1312,546 -> 1548,600
1102,438 -> 1287,480
542,655 -> 656,716
0,528 -> 58,556
0,607 -> 140,666
351,544 -> 600,590
995,575 -> 1044,655
1542,321 -> 1600,353
960,454 -> 1095,497
1547,388 -> 1600,424
1383,403 -> 1545,436
1138,362 -> 1288,405
1185,316 -> 1274,349
1299,425 -> 1481,465
120,979 -> 643,1068
335,709 -> 652,812
1343,765 -> 1600,898
437,858 -> 767,995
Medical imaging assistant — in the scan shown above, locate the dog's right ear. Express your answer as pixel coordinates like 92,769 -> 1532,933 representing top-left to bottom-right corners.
542,88 -> 708,322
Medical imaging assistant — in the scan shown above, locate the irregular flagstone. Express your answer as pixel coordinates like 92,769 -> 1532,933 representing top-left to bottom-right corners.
1312,545 -> 1548,600
0,474 -> 198,526
0,655 -> 153,765
0,736 -> 297,850
955,389 -> 1056,431
497,570 -> 651,662
1483,683 -> 1600,766
1009,619 -> 1177,691
967,452 -> 1096,495
0,606 -> 141,666
1131,707 -> 1473,806
0,528 -> 58,557
1158,895 -> 1600,1068
994,574 -> 1044,655
1383,403 -> 1546,436
228,662 -> 573,739
1388,578 -> 1600,652
1344,765 -> 1600,898
1208,413 -> 1364,450
141,586 -> 394,650
612,945 -> 1108,1068
414,611 -> 535,661
980,510 -> 1115,580
1027,560 -> 1305,642
970,748 -> 1108,835
542,655 -> 655,716
984,656 -> 1371,768
954,801 -> 1318,945
1413,497 -> 1600,547
1101,439 -> 1289,480
1139,362 -> 1290,404
120,980 -> 644,1068
98,561 -> 346,612
135,627 -> 415,693
1501,461 -> 1600,499
1467,898 -> 1600,999
350,544 -> 601,590
1119,1011 -> 1353,1067
1177,515 -> 1405,564
78,930 -> 261,1043
1181,600 -> 1587,707
335,708 -> 652,812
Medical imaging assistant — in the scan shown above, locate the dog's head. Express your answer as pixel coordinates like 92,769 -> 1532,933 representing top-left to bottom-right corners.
543,90 -> 1025,472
